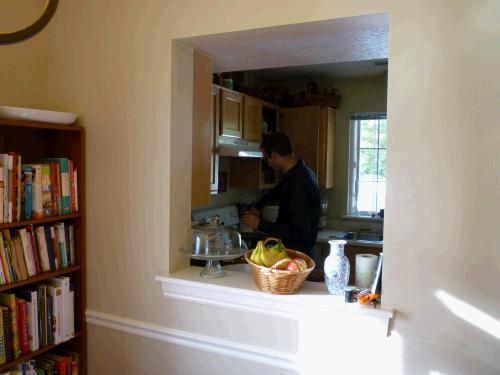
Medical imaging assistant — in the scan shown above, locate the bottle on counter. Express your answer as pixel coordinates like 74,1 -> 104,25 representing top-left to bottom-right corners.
324,239 -> 350,295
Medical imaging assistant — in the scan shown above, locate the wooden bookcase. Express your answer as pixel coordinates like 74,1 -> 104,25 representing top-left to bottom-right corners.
0,118 -> 86,373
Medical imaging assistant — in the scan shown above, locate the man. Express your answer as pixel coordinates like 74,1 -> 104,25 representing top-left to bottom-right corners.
241,132 -> 321,261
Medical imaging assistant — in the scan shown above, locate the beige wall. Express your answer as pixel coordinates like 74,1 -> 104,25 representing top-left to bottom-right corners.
0,0 -> 48,108
2,0 -> 499,374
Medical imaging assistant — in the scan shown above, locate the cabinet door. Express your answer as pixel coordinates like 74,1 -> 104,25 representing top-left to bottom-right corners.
318,107 -> 335,188
210,85 -> 220,193
280,106 -> 321,177
192,51 -> 213,207
243,95 -> 262,142
220,89 -> 243,138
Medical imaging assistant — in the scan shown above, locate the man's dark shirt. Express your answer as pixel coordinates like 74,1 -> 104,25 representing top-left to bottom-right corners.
255,159 -> 320,260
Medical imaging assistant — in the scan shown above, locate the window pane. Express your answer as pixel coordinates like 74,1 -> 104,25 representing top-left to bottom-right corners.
359,149 -> 377,181
378,149 -> 386,181
357,182 -> 378,212
377,182 -> 386,211
379,120 -> 387,148
360,120 -> 378,148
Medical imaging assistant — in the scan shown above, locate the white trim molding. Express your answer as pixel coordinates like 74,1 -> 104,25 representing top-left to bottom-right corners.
86,309 -> 298,371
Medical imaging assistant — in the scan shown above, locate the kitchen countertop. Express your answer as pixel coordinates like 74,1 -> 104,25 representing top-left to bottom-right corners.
316,229 -> 383,248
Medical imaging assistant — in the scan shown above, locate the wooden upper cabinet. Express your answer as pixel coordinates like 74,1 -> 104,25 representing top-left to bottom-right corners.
220,88 -> 243,138
243,95 -> 262,142
280,106 -> 335,189
192,51 -> 214,207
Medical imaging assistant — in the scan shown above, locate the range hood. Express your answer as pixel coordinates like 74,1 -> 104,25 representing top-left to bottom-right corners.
218,136 -> 263,158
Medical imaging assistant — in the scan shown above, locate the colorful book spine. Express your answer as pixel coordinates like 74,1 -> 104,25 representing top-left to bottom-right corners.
0,305 -> 5,365
41,159 -> 70,215
18,229 -> 36,278
7,154 -> 13,223
8,153 -> 17,223
68,160 -> 76,214
21,165 -> 33,221
0,293 -> 20,359
1,306 -> 13,362
0,233 -> 11,285
27,226 -> 41,275
43,226 -> 56,271
16,155 -> 21,223
0,155 -> 8,223
25,164 -> 43,219
15,298 -> 28,354
17,289 -> 39,352
41,164 -> 53,217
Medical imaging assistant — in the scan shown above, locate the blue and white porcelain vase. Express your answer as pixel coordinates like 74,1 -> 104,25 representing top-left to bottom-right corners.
324,239 -> 350,295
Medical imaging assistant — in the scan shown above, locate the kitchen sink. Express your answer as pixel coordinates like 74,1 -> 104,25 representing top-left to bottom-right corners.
329,232 -> 383,242
347,232 -> 383,241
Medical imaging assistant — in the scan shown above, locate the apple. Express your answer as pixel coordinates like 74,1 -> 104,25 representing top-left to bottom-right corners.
285,260 -> 299,271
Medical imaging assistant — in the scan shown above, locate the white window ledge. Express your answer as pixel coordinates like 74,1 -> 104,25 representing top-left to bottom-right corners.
155,264 -> 393,336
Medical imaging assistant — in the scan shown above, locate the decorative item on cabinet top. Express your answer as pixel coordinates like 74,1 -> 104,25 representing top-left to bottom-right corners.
0,106 -> 77,125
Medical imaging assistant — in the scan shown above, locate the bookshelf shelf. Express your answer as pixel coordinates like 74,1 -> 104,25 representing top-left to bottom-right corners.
0,265 -> 82,293
0,213 -> 81,230
0,331 -> 83,372
0,118 -> 86,373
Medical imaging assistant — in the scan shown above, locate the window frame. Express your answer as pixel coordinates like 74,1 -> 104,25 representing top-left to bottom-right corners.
347,112 -> 387,217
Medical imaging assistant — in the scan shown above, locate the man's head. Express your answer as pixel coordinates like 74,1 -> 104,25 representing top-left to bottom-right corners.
260,132 -> 295,173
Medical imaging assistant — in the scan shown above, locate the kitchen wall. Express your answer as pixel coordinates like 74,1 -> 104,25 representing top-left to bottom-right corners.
2,1 -> 499,374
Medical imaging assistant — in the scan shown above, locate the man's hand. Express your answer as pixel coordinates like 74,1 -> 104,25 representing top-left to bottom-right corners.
241,214 -> 260,230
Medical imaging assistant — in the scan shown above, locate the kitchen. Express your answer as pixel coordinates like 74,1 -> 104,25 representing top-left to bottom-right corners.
191,58 -> 387,285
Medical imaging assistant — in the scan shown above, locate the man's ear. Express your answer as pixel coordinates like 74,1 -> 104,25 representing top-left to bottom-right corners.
270,151 -> 279,160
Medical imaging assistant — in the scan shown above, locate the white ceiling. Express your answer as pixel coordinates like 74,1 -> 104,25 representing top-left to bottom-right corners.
179,13 -> 389,75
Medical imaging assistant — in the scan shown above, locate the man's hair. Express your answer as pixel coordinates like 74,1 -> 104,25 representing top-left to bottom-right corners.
260,132 -> 293,157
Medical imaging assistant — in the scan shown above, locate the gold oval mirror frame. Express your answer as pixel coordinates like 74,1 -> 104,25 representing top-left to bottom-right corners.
0,0 -> 59,45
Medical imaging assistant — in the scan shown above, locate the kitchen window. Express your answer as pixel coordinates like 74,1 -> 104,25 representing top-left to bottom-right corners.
347,113 -> 387,217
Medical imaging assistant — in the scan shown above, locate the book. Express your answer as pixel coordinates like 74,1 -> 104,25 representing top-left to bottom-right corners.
48,162 -> 59,216
11,237 -> 28,281
73,168 -> 78,213
0,293 -> 20,358
43,227 -> 56,271
68,225 -> 75,266
40,159 -> 70,215
15,298 -> 28,354
41,164 -> 53,217
8,153 -> 17,224
48,277 -> 70,342
7,154 -> 13,223
68,160 -> 76,214
35,226 -> 51,272
68,288 -> 75,339
43,352 -> 69,375
37,285 -> 47,347
0,233 -> 12,284
21,165 -> 33,221
55,224 -> 68,268
45,284 -> 62,345
0,306 -> 5,365
0,155 -> 8,223
1,231 -> 17,283
0,306 -> 13,362
16,155 -> 21,223
18,288 -> 39,352
17,229 -> 36,277
26,226 -> 41,275
25,164 -> 43,219
49,226 -> 59,270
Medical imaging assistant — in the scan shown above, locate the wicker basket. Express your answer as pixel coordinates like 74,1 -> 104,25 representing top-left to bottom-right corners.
244,248 -> 315,294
